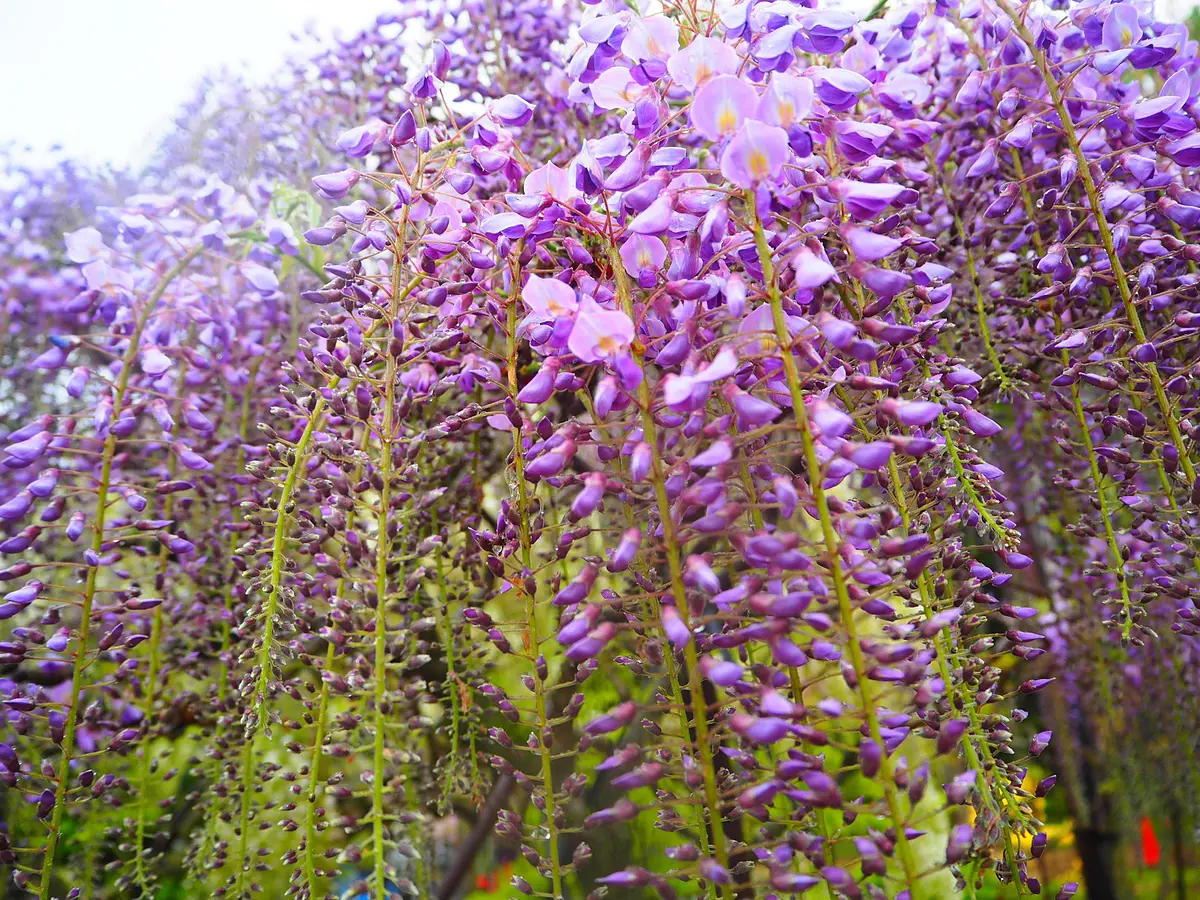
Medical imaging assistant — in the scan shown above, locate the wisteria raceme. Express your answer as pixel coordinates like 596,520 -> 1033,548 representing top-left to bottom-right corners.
4,0 -> 1200,897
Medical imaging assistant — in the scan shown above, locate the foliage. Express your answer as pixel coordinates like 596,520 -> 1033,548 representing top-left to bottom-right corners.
2,0 -> 1200,898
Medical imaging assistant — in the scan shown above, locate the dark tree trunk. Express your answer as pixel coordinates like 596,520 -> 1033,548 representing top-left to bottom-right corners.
436,773 -> 515,900
1073,825 -> 1122,900
1172,804 -> 1187,900
1072,711 -> 1125,900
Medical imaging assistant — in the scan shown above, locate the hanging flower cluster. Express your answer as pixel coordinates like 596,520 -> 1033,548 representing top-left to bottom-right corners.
2,0 -> 1200,897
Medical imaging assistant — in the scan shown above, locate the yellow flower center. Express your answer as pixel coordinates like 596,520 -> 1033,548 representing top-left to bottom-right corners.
749,151 -> 769,178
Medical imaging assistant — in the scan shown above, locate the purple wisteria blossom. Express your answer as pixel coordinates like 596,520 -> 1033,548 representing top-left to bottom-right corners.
2,0 -> 1198,898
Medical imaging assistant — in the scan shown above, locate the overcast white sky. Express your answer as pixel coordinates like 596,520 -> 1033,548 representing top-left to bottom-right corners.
0,1 -> 388,170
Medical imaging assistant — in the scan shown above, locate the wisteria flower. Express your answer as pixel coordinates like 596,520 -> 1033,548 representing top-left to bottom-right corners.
590,67 -> 646,111
523,274 -> 578,323
1095,3 -> 1143,73
64,227 -> 106,264
490,94 -> 536,126
568,296 -> 635,362
720,119 -> 791,188
755,73 -> 815,129
667,35 -> 739,90
525,162 -> 580,204
5,1 -> 1192,897
690,75 -> 758,141
620,233 -> 667,286
811,66 -> 871,111
623,15 -> 678,62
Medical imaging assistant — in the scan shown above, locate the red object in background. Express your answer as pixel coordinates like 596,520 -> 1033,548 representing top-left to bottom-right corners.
1140,815 -> 1161,867
474,861 -> 513,892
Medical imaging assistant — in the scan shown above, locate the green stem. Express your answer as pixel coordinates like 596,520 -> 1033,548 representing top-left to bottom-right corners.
134,357 -> 191,892
939,172 -> 1012,393
234,390 -> 329,897
605,240 -> 732,898
193,363 -> 261,883
432,506 -> 460,813
505,276 -> 563,898
305,422 -> 374,898
303,641 -> 336,896
370,259 -> 406,900
1005,149 -> 1136,635
1067,384 -> 1135,639
218,361 -> 262,708
746,191 -> 924,896
39,245 -> 204,900
996,0 -> 1197,486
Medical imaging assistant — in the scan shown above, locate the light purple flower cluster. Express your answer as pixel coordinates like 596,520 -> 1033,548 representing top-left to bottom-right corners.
4,0 -> 1200,897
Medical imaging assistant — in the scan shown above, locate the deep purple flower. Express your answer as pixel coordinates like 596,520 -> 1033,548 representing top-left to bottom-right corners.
813,66 -> 871,111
